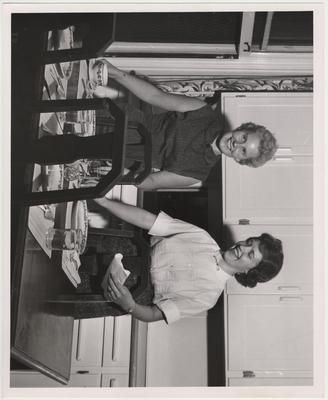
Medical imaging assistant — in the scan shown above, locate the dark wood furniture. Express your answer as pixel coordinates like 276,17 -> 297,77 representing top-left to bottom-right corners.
11,229 -> 75,385
48,226 -> 153,320
17,97 -> 127,206
11,18 -> 153,385
12,13 -> 117,64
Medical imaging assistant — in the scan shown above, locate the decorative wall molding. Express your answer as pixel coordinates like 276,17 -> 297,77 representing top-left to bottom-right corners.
156,77 -> 313,98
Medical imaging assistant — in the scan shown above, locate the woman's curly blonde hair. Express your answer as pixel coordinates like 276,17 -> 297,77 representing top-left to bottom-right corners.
234,122 -> 278,167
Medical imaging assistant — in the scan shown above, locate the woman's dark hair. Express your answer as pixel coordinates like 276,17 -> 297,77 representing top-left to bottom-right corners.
235,233 -> 284,288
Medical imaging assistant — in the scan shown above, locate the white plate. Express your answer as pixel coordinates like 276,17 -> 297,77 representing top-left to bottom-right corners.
89,60 -> 108,86
71,200 -> 88,254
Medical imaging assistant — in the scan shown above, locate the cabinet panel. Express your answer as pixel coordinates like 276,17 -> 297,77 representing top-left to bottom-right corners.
146,316 -> 208,387
101,372 -> 129,387
223,156 -> 313,225
221,92 -> 313,155
71,318 -> 104,368
227,295 -> 313,372
221,92 -> 313,225
225,225 -> 313,294
68,373 -> 102,387
102,315 -> 131,367
228,377 -> 313,386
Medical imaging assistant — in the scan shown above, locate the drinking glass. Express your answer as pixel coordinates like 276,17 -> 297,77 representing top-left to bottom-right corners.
45,228 -> 82,251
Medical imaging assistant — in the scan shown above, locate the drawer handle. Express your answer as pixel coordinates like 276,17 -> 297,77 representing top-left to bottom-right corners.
278,286 -> 301,291
273,157 -> 294,162
276,147 -> 292,155
76,370 -> 89,374
279,296 -> 303,302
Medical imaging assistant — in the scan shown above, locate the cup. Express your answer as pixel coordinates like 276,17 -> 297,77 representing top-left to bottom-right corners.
45,228 -> 82,251
90,61 -> 108,87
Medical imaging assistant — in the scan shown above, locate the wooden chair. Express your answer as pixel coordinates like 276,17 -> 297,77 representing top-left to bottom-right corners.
12,13 -> 117,64
16,97 -> 152,206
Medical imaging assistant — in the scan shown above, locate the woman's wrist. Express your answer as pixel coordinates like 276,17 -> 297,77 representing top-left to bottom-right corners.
109,66 -> 123,80
126,301 -> 136,314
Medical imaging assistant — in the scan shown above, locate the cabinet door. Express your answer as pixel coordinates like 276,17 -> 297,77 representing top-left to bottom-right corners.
71,318 -> 104,368
221,92 -> 313,155
221,92 -> 313,225
146,315 -> 208,387
228,377 -> 313,386
223,155 -> 313,224
225,225 -> 313,294
102,315 -> 131,367
101,372 -> 129,387
227,295 -> 313,372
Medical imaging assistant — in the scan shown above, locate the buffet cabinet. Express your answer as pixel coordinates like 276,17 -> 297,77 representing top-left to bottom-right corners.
221,92 -> 313,386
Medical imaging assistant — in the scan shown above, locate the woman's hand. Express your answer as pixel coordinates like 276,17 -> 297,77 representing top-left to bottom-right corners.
105,273 -> 136,312
98,59 -> 121,79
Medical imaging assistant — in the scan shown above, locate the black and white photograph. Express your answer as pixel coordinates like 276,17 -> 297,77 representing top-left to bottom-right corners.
2,1 -> 326,399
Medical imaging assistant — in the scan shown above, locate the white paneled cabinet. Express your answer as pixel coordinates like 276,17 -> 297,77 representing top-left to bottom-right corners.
222,92 -> 313,225
223,155 -> 313,225
71,318 -> 104,368
221,92 -> 313,155
146,313 -> 208,387
222,92 -> 313,387
101,372 -> 129,387
225,224 -> 313,294
10,371 -> 102,387
103,315 -> 131,368
227,295 -> 313,372
11,315 -> 132,387
228,377 -> 313,386
70,315 -> 132,386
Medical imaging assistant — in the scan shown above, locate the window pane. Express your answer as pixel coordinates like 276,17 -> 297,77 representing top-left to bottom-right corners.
269,12 -> 313,46
253,11 -> 313,47
115,12 -> 242,44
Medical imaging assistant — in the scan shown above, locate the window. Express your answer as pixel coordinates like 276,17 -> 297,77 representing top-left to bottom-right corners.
106,11 -> 313,58
106,12 -> 242,58
251,12 -> 313,52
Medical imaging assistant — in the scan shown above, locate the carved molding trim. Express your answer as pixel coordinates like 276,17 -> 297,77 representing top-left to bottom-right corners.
156,77 -> 313,97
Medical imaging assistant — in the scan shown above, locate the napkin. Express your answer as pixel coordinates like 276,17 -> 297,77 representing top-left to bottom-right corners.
62,250 -> 81,288
101,253 -> 131,291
